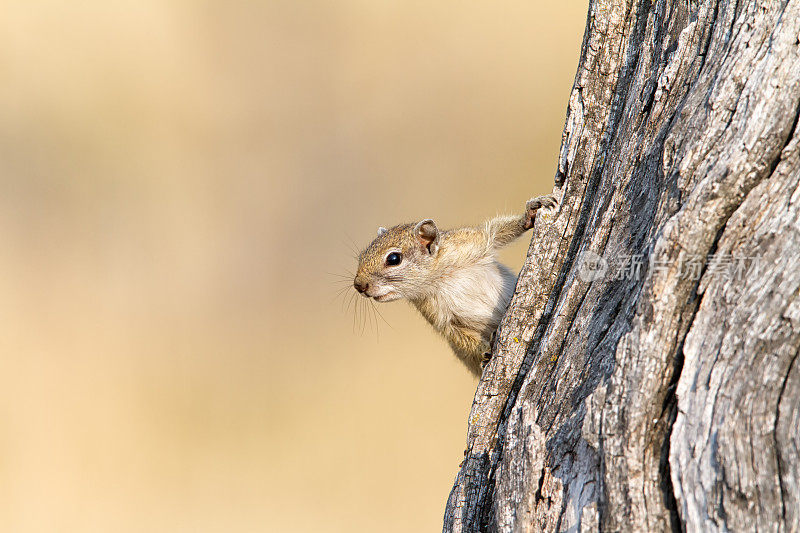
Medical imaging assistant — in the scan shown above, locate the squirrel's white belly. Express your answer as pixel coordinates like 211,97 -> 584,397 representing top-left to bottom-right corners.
438,258 -> 516,334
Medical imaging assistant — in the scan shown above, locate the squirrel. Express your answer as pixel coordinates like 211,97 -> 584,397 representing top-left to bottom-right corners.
353,194 -> 558,376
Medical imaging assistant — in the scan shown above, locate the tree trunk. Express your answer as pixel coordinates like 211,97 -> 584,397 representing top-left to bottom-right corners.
444,0 -> 800,531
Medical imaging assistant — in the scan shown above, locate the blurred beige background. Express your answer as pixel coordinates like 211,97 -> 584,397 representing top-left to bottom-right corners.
0,2 -> 586,532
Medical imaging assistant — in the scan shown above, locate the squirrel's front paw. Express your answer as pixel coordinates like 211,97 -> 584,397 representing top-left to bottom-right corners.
479,331 -> 501,371
480,351 -> 493,370
479,338 -> 493,370
524,194 -> 558,229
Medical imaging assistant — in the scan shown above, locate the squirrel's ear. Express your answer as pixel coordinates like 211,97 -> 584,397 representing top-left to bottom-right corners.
414,219 -> 439,254
377,227 -> 388,236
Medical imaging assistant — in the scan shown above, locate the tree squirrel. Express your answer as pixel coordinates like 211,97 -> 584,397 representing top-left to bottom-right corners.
353,194 -> 558,376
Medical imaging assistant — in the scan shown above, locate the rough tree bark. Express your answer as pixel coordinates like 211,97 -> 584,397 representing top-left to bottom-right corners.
444,0 -> 800,531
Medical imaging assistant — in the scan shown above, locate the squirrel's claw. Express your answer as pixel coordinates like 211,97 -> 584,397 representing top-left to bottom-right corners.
480,350 -> 493,370
524,194 -> 558,229
480,331 -> 498,371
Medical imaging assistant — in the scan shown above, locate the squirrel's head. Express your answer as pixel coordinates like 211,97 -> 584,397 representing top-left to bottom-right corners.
354,219 -> 440,302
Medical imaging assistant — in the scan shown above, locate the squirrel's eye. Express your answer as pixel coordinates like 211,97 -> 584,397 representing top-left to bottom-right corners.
386,252 -> 402,266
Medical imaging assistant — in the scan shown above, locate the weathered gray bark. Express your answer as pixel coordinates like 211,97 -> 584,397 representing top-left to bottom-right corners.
444,0 -> 800,531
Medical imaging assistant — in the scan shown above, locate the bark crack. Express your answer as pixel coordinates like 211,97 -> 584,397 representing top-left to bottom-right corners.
774,347 -> 799,524
657,214 -> 731,532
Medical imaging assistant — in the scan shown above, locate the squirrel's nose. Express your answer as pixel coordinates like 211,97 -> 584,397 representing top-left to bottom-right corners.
354,278 -> 369,294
